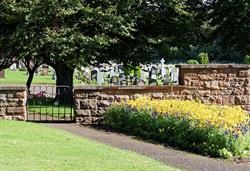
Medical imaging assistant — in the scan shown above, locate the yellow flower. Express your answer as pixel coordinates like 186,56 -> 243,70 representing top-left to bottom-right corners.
123,97 -> 249,133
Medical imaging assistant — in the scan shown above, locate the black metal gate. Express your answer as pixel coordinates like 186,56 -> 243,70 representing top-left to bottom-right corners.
27,85 -> 74,122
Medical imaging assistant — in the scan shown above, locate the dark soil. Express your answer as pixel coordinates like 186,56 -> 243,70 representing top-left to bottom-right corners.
44,123 -> 250,171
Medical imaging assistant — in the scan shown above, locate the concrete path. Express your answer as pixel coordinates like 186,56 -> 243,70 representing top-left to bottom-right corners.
44,123 -> 250,171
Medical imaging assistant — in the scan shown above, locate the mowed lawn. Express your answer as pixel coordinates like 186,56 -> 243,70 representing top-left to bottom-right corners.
0,69 -> 55,85
0,120 -> 178,171
0,69 -> 82,85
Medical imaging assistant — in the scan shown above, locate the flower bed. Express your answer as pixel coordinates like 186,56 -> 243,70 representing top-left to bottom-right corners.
103,97 -> 250,158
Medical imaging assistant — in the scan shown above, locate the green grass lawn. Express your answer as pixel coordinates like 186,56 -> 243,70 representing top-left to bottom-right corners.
0,120 -> 178,171
28,104 -> 73,117
0,69 -> 55,85
0,69 -> 82,85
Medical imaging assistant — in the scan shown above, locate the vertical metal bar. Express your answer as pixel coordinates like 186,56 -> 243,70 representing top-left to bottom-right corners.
26,87 -> 29,121
58,87 -> 60,120
62,87 -> 65,121
39,86 -> 42,121
52,85 -> 54,121
33,86 -> 35,121
70,86 -> 73,121
45,86 -> 48,121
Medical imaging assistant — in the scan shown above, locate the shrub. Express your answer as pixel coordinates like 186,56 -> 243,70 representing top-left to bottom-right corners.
187,59 -> 199,64
134,66 -> 141,78
197,52 -> 209,64
243,55 -> 250,64
102,98 -> 250,158
123,65 -> 141,77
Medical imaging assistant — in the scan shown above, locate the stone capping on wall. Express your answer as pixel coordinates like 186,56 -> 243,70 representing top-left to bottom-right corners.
74,85 -> 189,91
176,64 -> 250,69
0,86 -> 26,91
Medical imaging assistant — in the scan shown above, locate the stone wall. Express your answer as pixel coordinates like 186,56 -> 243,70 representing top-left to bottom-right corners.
0,86 -> 27,120
177,64 -> 250,111
74,64 -> 250,125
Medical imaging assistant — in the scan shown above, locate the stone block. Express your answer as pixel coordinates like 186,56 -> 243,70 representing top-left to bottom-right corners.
88,92 -> 100,99
114,95 -> 129,102
198,90 -> 210,97
98,94 -> 114,100
0,107 -> 6,116
244,87 -> 250,95
210,81 -> 220,90
2,116 -> 12,120
231,88 -> 244,96
0,102 -> 8,107
181,90 -> 192,95
151,93 -> 164,99
204,81 -> 219,90
80,99 -> 97,109
238,70 -> 250,77
235,96 -> 250,105
7,99 -> 25,106
75,110 -> 91,116
216,73 -> 227,80
218,81 -> 230,87
97,100 -> 112,108
74,99 -> 81,110
130,94 -> 143,100
222,96 -> 235,105
199,75 -> 213,81
76,116 -> 92,125
16,92 -> 26,98
91,108 -> 106,116
76,116 -> 101,125
216,96 -> 224,103
12,115 -> 25,121
74,93 -> 88,98
6,107 -> 25,115
184,95 -> 193,100
244,78 -> 250,86
210,90 -> 219,95
7,94 -> 14,98
227,73 -> 236,78
0,94 -> 7,101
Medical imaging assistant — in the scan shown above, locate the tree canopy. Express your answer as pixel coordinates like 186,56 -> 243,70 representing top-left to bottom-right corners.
208,0 -> 249,55
0,0 -> 249,84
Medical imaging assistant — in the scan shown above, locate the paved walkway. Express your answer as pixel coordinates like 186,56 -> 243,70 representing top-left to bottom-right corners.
45,123 -> 250,171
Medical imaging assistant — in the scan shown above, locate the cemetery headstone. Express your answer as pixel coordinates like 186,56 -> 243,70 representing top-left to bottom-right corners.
91,69 -> 98,82
97,70 -> 105,85
149,66 -> 158,85
10,63 -> 17,71
172,67 -> 179,84
0,70 -> 5,78
41,65 -> 49,76
110,76 -> 119,85
163,75 -> 170,85
136,78 -> 146,86
52,69 -> 56,80
160,58 -> 166,78
119,74 -> 127,85
18,61 -> 26,71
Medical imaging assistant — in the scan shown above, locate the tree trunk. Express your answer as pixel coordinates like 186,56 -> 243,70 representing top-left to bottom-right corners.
54,64 -> 74,104
26,69 -> 35,90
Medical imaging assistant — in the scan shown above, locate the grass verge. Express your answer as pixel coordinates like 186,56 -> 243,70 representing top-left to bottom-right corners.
0,120 -> 178,171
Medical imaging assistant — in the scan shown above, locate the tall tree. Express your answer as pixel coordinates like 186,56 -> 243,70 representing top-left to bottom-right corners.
3,0 -> 134,87
208,0 -> 250,56
0,0 -> 25,70
103,0 -> 196,64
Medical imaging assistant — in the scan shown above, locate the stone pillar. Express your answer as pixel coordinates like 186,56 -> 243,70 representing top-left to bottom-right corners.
0,86 -> 27,120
